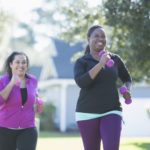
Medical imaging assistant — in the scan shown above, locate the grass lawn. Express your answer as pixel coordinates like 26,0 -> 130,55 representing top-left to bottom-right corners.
37,131 -> 150,150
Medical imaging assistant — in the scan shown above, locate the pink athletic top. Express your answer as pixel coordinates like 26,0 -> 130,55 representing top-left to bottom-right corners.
0,74 -> 38,128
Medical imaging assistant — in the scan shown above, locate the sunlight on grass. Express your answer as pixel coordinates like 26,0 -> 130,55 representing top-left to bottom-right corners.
37,132 -> 150,150
120,138 -> 150,150
37,138 -> 83,150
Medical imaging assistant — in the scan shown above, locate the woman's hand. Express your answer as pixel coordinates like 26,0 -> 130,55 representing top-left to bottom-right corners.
99,53 -> 110,66
0,74 -> 20,100
122,82 -> 132,100
11,74 -> 20,85
36,100 -> 44,114
122,90 -> 131,100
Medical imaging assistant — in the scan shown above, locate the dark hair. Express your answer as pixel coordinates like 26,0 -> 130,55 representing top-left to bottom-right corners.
3,51 -> 30,78
84,25 -> 103,54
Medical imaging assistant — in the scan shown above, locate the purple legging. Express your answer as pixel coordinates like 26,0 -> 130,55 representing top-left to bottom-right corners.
77,114 -> 122,150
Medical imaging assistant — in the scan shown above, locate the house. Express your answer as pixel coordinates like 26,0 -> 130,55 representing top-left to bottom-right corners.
121,85 -> 150,137
30,38 -> 150,137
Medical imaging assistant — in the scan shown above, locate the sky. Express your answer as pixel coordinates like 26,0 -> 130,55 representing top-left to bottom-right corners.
0,0 -> 42,22
0,0 -> 100,22
0,0 -> 101,33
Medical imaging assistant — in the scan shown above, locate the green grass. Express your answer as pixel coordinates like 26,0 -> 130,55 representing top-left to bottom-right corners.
37,131 -> 150,150
120,138 -> 150,150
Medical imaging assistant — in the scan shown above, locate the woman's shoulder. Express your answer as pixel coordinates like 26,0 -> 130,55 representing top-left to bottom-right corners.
76,54 -> 92,63
109,52 -> 122,61
26,74 -> 38,82
0,75 -> 10,86
109,52 -> 119,57
109,52 -> 126,68
0,74 -> 9,81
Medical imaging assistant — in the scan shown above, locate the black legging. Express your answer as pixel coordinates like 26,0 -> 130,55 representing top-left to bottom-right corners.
0,127 -> 38,150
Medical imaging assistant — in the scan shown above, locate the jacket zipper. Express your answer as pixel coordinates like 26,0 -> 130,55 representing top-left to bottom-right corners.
18,105 -> 24,128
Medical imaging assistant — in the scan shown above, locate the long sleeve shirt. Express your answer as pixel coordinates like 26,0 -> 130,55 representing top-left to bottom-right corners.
74,53 -> 132,114
0,74 -> 38,128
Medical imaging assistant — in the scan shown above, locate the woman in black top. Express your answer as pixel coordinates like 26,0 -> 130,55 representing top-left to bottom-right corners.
74,25 -> 132,150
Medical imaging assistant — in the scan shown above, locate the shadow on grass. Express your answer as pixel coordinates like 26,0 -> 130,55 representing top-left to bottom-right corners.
39,131 -> 80,138
122,142 -> 150,150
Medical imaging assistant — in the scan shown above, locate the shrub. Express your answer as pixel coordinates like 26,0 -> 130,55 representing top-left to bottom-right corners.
146,107 -> 150,119
37,102 -> 56,131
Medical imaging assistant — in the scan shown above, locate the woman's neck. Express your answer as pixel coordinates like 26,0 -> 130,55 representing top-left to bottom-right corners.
90,51 -> 100,61
18,75 -> 25,80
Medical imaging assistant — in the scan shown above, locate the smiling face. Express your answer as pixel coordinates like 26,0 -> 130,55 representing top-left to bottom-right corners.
9,54 -> 28,77
88,27 -> 106,53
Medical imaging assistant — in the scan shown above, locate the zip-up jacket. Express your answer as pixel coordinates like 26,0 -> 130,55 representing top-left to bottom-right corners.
74,53 -> 132,114
0,74 -> 38,128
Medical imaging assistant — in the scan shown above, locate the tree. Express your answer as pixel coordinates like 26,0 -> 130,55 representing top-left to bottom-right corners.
0,10 -> 15,46
58,1 -> 104,43
0,1 -> 59,79
56,0 -> 150,83
57,1 -> 108,62
0,9 -> 15,70
0,9 -> 37,71
103,0 -> 150,82
0,10 -> 12,44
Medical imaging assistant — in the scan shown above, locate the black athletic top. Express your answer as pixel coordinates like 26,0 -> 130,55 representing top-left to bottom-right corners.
74,53 -> 132,114
20,88 -> 27,105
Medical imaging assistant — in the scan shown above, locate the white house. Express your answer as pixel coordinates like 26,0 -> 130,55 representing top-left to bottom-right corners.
121,85 -> 150,137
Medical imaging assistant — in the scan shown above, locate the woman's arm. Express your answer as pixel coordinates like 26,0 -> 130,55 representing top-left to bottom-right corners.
0,82 -> 14,100
0,75 -> 19,100
117,55 -> 132,100
74,53 -> 110,88
124,81 -> 132,91
123,81 -> 132,100
35,80 -> 44,114
89,53 -> 109,79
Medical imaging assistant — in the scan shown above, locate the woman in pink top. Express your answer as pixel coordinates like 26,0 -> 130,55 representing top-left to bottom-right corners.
0,52 -> 42,150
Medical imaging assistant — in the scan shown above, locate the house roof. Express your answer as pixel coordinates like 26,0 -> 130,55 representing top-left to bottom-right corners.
29,66 -> 42,79
29,38 -> 84,80
53,38 -> 83,79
